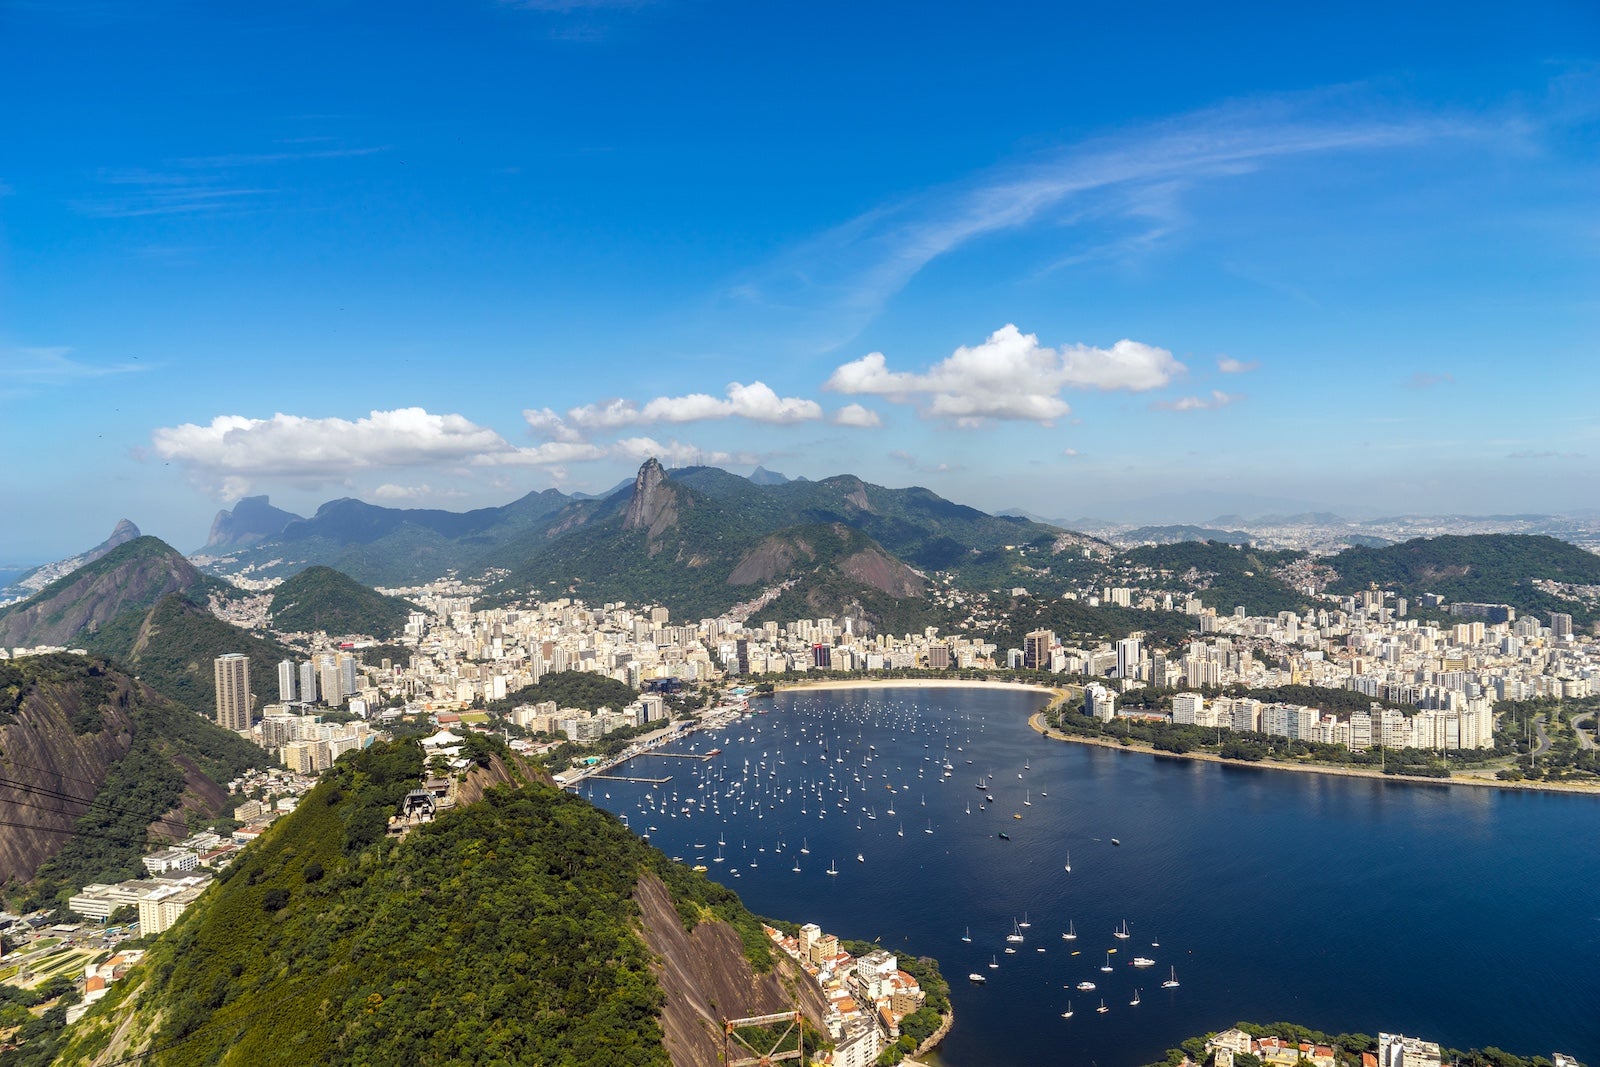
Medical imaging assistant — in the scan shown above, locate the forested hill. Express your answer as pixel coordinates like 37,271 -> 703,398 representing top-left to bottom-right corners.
266,565 -> 417,639
1327,533 -> 1600,624
0,536 -> 220,649
0,654 -> 261,905
59,738 -> 830,1067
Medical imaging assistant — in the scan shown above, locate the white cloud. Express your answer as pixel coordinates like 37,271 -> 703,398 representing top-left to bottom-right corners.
611,437 -> 759,468
371,483 -> 468,501
824,324 -> 1184,427
476,441 -> 610,467
1154,390 -> 1243,412
832,403 -> 882,428
525,380 -> 823,440
1217,356 -> 1258,374
1062,447 -> 1081,457
151,408 -> 513,489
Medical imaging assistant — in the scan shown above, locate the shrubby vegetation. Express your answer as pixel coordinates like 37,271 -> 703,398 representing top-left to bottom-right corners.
490,669 -> 639,715
59,737 -> 786,1067
267,565 -> 417,638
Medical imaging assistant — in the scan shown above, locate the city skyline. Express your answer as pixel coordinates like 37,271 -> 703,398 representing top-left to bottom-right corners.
3,1 -> 1598,561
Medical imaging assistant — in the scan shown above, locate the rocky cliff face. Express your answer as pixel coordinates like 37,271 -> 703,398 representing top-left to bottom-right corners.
624,458 -> 682,541
634,872 -> 829,1067
0,669 -> 136,885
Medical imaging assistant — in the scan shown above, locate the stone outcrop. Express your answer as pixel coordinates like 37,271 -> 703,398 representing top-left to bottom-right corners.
633,872 -> 829,1067
623,458 -> 681,540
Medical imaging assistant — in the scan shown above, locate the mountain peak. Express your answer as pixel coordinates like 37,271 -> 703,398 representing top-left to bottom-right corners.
623,457 -> 680,536
206,495 -> 303,550
748,465 -> 790,486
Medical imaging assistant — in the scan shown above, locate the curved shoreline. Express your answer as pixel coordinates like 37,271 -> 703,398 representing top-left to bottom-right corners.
758,677 -> 1597,797
1026,712 -> 1600,797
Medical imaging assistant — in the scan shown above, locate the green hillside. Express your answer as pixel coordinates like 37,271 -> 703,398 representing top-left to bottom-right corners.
494,670 -> 639,713
267,565 -> 417,638
1121,540 -> 1311,617
0,536 -> 224,649
1328,533 -> 1600,624
57,739 -> 793,1067
84,594 -> 295,720
4,654 -> 263,911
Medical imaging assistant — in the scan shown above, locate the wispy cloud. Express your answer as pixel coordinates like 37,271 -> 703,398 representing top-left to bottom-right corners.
6,346 -> 150,383
75,144 -> 387,218
1507,450 -> 1586,460
1154,390 -> 1244,412
1217,356 -> 1258,374
729,93 -> 1468,346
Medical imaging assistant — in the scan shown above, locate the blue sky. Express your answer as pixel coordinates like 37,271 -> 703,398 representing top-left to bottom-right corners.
2,1 -> 1598,561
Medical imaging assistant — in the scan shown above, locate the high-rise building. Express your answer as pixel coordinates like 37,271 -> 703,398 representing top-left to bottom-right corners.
298,660 -> 317,704
1551,612 -> 1574,639
338,652 -> 358,697
1115,637 -> 1141,680
213,654 -> 251,732
277,660 -> 297,703
1023,629 -> 1054,672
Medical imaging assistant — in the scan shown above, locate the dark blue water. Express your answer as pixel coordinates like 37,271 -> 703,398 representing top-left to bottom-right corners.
589,686 -> 1599,1066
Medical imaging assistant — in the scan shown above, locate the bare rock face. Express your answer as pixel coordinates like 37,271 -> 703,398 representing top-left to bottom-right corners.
623,458 -> 680,539
633,872 -> 829,1067
840,546 -> 925,598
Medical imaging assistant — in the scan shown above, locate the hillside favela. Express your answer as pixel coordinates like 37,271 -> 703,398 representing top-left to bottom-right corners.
1,4 -> 1595,1067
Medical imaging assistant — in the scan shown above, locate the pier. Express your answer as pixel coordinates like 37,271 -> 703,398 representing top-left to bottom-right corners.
588,773 -> 673,784
638,750 -> 718,761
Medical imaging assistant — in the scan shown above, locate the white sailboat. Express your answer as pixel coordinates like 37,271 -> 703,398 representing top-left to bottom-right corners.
1114,919 -> 1131,940
1064,849 -> 1071,873
826,859 -> 839,876
1099,953 -> 1113,973
1018,912 -> 1031,929
1060,1001 -> 1074,1019
1130,988 -> 1141,1006
1006,918 -> 1025,943
961,926 -> 972,943
1062,921 -> 1077,941
1162,967 -> 1179,989
1096,999 -> 1109,1014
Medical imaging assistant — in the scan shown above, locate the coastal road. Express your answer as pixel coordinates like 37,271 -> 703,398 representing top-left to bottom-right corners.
1531,715 -> 1552,758
1571,711 -> 1596,751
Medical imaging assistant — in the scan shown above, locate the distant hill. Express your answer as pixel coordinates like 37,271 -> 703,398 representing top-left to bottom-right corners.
477,460 -> 1043,627
1327,533 -> 1600,623
84,594 -> 295,720
204,487 -> 578,585
1,518 -> 142,602
0,654 -> 262,905
0,536 -> 221,649
58,739 -> 830,1067
1122,540 -> 1312,617
200,463 -> 1067,608
203,495 -> 303,550
1112,524 -> 1252,546
267,565 -> 417,639
746,465 -> 790,485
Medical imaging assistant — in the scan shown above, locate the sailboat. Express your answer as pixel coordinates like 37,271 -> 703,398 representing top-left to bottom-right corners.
1130,988 -> 1141,1006
1006,919 -> 1025,943
961,927 -> 972,943
988,955 -> 999,970
1060,1001 -> 1074,1019
1018,912 -> 1031,929
1099,953 -> 1113,973
800,838 -> 810,855
791,858 -> 801,872
1023,790 -> 1031,807
1114,919 -> 1131,940
1096,999 -> 1109,1014
826,859 -> 839,876
1062,921 -> 1077,941
1064,849 -> 1071,873
924,819 -> 934,834
1162,967 -> 1179,989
